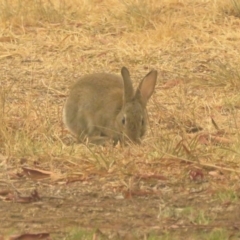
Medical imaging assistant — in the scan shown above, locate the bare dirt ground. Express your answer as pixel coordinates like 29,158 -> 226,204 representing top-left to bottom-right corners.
1,0 -> 240,239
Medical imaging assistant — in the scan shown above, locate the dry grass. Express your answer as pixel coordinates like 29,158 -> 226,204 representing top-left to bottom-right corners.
1,0 -> 240,238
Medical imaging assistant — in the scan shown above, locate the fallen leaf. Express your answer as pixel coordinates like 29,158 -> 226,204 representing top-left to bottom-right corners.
197,133 -> 232,145
211,136 -> 232,144
208,171 -> 225,180
22,167 -> 52,180
0,189 -> 12,196
9,233 -> 50,240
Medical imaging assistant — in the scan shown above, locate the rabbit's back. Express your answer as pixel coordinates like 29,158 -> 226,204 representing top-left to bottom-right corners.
63,73 -> 124,139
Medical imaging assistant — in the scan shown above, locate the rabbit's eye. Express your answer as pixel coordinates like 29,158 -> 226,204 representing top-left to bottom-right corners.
122,117 -> 126,125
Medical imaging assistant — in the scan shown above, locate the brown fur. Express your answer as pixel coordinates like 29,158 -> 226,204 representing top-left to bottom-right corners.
63,67 -> 157,144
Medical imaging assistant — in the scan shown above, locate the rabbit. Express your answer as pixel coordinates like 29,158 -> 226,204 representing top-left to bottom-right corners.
63,67 -> 157,144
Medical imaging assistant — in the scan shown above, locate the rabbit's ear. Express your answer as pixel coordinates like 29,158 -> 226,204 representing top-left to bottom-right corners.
121,67 -> 134,102
136,70 -> 157,106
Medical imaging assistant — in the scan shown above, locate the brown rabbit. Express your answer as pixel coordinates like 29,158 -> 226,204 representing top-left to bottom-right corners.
63,67 -> 157,144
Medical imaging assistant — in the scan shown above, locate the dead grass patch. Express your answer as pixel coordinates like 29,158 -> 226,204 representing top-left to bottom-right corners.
1,0 -> 240,239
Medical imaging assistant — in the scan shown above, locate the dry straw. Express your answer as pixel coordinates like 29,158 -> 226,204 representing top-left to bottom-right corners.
0,0 -> 240,173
